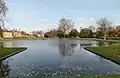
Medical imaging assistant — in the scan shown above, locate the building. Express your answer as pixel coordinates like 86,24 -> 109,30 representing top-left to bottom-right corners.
12,31 -> 22,38
30,31 -> 45,38
2,28 -> 22,38
37,31 -> 44,37
12,28 -> 22,38
3,30 -> 13,38
1,28 -> 44,39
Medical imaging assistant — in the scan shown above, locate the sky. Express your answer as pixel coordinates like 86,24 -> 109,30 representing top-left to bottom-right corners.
5,0 -> 120,32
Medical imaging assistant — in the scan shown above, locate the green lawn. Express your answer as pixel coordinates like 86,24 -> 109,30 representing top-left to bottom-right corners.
85,46 -> 120,64
0,47 -> 26,60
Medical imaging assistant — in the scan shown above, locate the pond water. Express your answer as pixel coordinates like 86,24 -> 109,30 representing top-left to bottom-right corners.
0,40 -> 120,78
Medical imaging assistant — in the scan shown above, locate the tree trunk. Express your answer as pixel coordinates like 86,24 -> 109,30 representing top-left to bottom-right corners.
104,34 -> 107,40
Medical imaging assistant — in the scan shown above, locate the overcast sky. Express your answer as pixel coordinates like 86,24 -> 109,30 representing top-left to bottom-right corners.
5,0 -> 120,32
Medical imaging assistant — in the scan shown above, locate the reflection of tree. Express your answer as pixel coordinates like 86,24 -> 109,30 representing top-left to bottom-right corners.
80,43 -> 92,47
0,42 -> 4,47
0,60 -> 10,78
58,43 -> 78,57
71,44 -> 78,48
97,41 -> 106,46
98,41 -> 112,46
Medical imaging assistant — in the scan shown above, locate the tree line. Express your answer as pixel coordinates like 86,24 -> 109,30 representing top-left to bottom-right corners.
44,18 -> 120,40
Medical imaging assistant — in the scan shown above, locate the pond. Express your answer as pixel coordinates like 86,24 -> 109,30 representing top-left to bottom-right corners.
0,40 -> 120,78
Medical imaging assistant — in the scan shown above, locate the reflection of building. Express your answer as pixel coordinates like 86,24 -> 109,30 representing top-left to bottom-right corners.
0,41 -> 23,47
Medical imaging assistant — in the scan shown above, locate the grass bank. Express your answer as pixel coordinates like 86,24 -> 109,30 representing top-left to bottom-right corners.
0,47 -> 27,60
85,46 -> 120,65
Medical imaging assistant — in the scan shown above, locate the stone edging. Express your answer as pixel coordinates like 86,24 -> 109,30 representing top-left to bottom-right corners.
84,47 -> 120,65
0,47 -> 27,61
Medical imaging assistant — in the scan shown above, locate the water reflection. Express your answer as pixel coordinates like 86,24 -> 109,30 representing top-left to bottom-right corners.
97,41 -> 112,46
80,44 -> 92,47
0,40 -> 112,48
0,40 -> 118,77
0,41 -> 24,47
58,44 -> 78,57
0,42 -> 4,47
57,40 -> 111,57
80,41 -> 111,47
0,60 -> 10,78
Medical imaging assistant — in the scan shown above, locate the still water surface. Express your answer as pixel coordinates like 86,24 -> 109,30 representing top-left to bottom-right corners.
0,40 -> 120,78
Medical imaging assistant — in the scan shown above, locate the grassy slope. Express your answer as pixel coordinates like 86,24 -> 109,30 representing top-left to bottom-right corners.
85,46 -> 120,64
0,47 -> 25,59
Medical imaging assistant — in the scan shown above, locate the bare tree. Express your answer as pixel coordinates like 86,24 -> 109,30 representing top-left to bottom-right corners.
96,18 -> 112,40
0,0 -> 8,38
88,25 -> 96,32
116,25 -> 120,31
58,18 -> 74,35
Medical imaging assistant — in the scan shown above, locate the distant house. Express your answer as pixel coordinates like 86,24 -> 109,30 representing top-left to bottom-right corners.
12,31 -> 22,38
30,31 -> 44,38
37,31 -> 44,37
1,28 -> 44,39
22,34 -> 31,38
2,28 -> 22,38
3,30 -> 13,38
